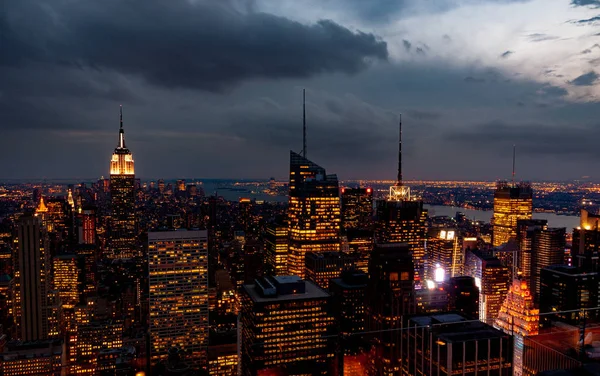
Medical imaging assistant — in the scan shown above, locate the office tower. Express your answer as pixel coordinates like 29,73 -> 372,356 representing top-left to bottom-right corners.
0,340 -> 63,376
376,115 -> 428,283
492,181 -> 533,247
13,214 -> 50,341
109,106 -> 137,259
305,251 -> 356,291
187,184 -> 198,198
400,313 -> 513,376
73,244 -> 97,299
464,249 -> 510,323
329,270 -> 369,376
495,279 -> 539,376
239,197 -> 253,234
531,227 -> 566,301
53,254 -> 85,309
265,222 -> 288,275
77,206 -> 96,245
367,243 -> 415,375
448,276 -> 479,319
344,229 -> 373,273
287,151 -> 341,278
240,276 -> 335,375
573,209 -> 600,271
426,228 -> 462,282
540,265 -> 599,326
517,219 -> 548,279
148,230 -> 209,367
177,179 -> 186,192
341,187 -> 373,231
158,179 -> 165,193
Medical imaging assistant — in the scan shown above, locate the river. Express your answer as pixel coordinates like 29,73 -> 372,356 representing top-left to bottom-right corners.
424,205 -> 580,230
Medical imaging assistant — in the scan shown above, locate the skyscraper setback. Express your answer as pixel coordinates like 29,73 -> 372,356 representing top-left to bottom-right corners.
109,106 -> 137,259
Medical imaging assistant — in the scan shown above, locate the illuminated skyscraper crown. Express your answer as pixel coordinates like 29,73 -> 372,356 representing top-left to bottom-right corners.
110,105 -> 135,175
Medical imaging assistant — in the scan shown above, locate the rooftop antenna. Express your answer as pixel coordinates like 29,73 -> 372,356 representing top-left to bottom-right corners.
512,144 -> 516,185
397,114 -> 403,187
118,105 -> 125,148
120,105 -> 123,129
302,89 -> 306,158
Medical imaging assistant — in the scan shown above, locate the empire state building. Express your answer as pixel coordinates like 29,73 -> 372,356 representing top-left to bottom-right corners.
109,106 -> 137,259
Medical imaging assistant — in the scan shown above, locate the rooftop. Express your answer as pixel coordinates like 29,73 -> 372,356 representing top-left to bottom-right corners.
243,276 -> 329,303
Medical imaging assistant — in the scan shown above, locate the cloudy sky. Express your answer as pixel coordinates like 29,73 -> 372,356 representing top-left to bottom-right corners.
2,0 -> 599,181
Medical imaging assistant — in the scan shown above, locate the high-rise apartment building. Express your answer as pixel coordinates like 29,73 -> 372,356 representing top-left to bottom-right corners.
305,251 -> 356,291
265,222 -> 288,275
77,206 -> 96,245
148,230 -> 209,367
287,151 -> 341,278
517,219 -> 548,279
367,243 -> 415,375
13,214 -> 50,341
110,106 -> 137,259
240,276 -> 335,375
492,181 -> 533,247
464,249 -> 510,323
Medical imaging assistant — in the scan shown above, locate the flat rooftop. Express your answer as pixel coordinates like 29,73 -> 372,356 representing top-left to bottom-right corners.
243,279 -> 329,303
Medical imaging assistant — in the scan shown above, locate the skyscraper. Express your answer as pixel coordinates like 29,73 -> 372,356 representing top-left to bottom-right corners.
265,222 -> 289,275
447,276 -> 479,319
148,230 -> 209,367
375,115 -> 427,283
492,181 -> 533,247
572,208 -> 600,272
341,187 -> 373,231
531,227 -> 566,301
287,151 -> 341,278
517,219 -> 548,281
426,228 -> 463,281
305,251 -> 356,291
464,249 -> 510,323
109,106 -> 137,259
13,214 -> 50,341
240,276 -> 335,375
494,279 -> 539,376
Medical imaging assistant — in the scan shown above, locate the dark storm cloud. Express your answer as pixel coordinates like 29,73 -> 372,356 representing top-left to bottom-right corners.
571,0 -> 600,7
2,0 -> 388,92
447,121 -> 600,157
500,50 -> 514,58
403,40 -> 412,51
405,110 -> 441,121
570,71 -> 599,86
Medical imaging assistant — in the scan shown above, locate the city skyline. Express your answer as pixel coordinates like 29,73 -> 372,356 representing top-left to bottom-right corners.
2,0 -> 600,181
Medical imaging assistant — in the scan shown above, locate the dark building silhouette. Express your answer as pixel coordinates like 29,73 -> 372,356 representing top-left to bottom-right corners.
532,227 -> 566,301
367,243 -> 415,375
448,276 -> 479,319
305,251 -> 356,291
341,187 -> 373,231
540,265 -> 599,326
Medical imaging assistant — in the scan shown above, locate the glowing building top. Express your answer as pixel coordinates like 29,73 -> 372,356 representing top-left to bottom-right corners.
36,196 -> 48,214
494,278 -> 539,337
110,106 -> 135,176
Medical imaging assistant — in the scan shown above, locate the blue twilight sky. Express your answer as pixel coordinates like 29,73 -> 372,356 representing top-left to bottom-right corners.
1,0 -> 599,181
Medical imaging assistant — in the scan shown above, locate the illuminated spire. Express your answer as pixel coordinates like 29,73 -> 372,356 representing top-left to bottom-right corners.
118,105 -> 126,149
389,113 -> 411,201
67,189 -> 75,208
396,113 -> 403,187
36,196 -> 48,213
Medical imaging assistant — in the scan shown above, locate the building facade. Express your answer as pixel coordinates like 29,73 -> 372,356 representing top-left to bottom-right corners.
492,182 -> 533,247
148,230 -> 209,367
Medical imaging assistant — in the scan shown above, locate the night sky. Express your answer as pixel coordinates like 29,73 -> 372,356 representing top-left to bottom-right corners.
2,0 -> 599,181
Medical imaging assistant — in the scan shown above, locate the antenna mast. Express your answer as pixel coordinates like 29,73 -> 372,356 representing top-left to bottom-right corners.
303,89 -> 306,158
397,114 -> 403,186
512,144 -> 516,185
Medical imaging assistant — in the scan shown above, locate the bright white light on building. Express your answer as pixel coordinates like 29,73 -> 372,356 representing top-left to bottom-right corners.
434,264 -> 445,282
475,277 -> 481,289
426,280 -> 435,289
